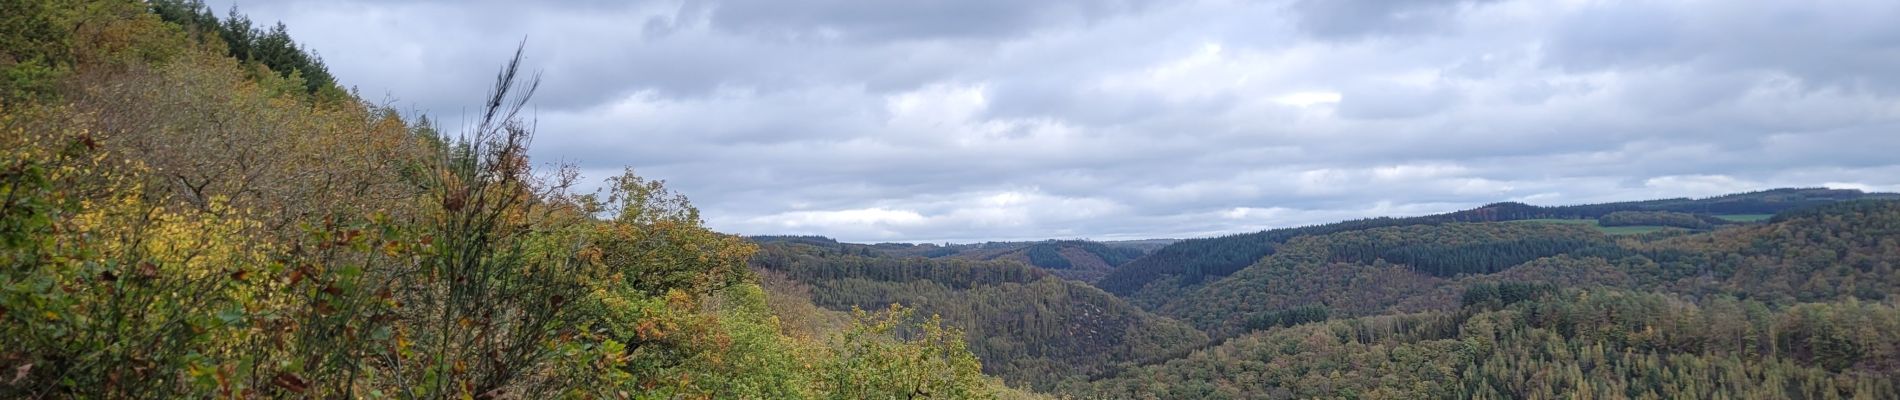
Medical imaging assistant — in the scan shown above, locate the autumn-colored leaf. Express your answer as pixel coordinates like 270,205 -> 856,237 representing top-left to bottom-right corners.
271,372 -> 309,393
287,266 -> 308,286
476,388 -> 506,399
10,363 -> 30,384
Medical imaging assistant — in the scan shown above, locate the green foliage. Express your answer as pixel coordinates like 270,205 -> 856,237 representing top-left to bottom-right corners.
0,0 -> 73,102
1244,305 -> 1331,330
148,0 -> 339,96
1024,243 -> 1072,269
1459,281 -> 1557,308
3,0 -> 190,102
822,305 -> 993,399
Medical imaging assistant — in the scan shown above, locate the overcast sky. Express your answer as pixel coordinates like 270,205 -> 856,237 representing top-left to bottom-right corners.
210,0 -> 1900,243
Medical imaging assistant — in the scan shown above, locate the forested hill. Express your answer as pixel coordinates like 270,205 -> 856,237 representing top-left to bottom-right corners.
749,236 -> 1160,283
1095,187 -> 1899,303
1081,199 -> 1900,397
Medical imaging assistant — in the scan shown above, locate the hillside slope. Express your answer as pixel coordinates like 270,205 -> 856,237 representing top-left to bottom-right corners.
0,2 -> 1012,397
750,240 -> 1208,391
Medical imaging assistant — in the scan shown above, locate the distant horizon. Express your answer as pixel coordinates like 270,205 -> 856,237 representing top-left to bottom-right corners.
741,186 -> 1897,244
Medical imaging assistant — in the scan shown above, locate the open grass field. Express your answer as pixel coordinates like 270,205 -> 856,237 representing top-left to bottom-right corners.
1715,214 -> 1774,222
1597,225 -> 1682,235
1511,219 -> 1683,235
1509,218 -> 1598,225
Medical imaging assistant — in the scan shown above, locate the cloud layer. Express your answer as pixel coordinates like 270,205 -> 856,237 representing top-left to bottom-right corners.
214,0 -> 1900,242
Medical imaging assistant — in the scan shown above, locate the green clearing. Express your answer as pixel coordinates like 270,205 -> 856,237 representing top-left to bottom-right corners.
1598,225 -> 1681,235
1511,219 -> 1682,235
1510,218 -> 1598,225
1715,214 -> 1774,222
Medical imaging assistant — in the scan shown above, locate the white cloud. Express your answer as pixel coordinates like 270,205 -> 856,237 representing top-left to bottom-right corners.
1273,91 -> 1342,107
1642,175 -> 1760,198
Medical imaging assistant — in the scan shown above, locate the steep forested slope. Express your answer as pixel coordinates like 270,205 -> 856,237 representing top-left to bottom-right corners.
0,2 -> 1011,398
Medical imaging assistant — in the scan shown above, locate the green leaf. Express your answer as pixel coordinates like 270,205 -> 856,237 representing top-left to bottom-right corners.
217,307 -> 245,326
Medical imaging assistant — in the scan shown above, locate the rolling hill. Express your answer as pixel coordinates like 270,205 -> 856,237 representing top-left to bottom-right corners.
753,192 -> 1900,398
1094,188 -> 1900,308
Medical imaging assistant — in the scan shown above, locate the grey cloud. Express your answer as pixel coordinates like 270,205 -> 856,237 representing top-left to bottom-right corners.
213,0 -> 1900,242
1288,0 -> 1497,39
694,0 -> 1161,42
1542,2 -> 1685,71
1337,82 -> 1462,120
1543,0 -> 1900,94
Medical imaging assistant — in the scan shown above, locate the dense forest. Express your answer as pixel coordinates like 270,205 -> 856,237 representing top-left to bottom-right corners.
762,200 -> 1900,398
1082,290 -> 1898,399
7,1 -> 1900,399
